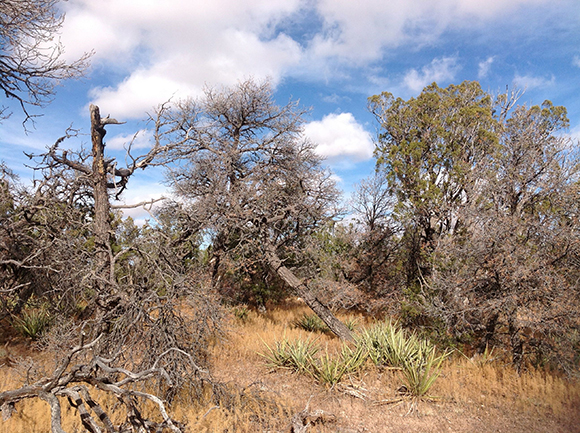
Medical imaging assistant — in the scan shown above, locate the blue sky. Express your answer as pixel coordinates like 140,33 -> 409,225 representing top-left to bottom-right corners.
1,0 -> 579,223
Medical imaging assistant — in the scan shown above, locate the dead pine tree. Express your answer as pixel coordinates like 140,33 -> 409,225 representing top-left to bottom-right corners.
1,104 -> 220,432
158,79 -> 354,342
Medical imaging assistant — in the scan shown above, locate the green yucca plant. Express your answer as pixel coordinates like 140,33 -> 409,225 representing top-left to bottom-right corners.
309,344 -> 366,387
343,316 -> 360,331
260,336 -> 318,372
340,343 -> 368,374
292,313 -> 329,334
12,308 -> 52,340
261,319 -> 448,397
356,319 -> 411,368
400,345 -> 450,397
356,319 -> 450,397
310,349 -> 348,386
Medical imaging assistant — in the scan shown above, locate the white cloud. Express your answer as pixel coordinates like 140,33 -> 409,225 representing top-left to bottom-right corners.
310,0 -> 549,64
513,73 -> 555,90
322,93 -> 350,104
568,124 -> 580,142
61,0 -> 303,118
115,177 -> 169,224
404,57 -> 460,92
304,113 -> 374,162
573,56 -> 580,68
106,129 -> 153,151
478,56 -> 494,78
56,0 -> 555,117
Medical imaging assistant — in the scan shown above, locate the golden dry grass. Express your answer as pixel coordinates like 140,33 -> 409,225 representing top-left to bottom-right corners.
1,301 -> 579,432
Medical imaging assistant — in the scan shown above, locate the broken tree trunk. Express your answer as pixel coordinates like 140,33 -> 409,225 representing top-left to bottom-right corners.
264,243 -> 354,342
90,104 -> 112,284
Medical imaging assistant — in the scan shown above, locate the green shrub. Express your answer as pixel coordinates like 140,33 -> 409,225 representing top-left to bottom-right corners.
400,342 -> 450,397
232,305 -> 250,322
309,344 -> 367,387
292,313 -> 329,334
13,309 -> 51,340
355,319 -> 450,397
344,316 -> 360,331
260,336 -> 318,372
261,319 -> 449,397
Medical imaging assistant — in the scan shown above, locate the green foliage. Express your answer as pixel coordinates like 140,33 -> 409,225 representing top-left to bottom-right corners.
343,316 -> 360,331
260,336 -> 319,373
12,308 -> 52,340
232,305 -> 250,322
356,320 -> 450,397
369,81 -> 497,221
293,313 -> 330,334
309,344 -> 367,387
261,319 -> 448,395
400,344 -> 449,397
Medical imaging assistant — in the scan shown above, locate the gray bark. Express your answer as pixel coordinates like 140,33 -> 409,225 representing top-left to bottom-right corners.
264,243 -> 354,342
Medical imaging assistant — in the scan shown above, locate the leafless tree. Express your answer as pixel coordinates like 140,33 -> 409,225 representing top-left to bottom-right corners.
348,172 -> 401,295
157,79 -> 354,341
0,0 -> 90,124
0,105 -> 223,432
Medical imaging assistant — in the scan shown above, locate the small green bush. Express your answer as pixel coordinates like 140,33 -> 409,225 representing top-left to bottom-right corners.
355,319 -> 450,397
260,336 -> 318,372
292,313 -> 329,334
13,309 -> 51,340
309,344 -> 367,387
261,319 -> 449,396
344,316 -> 360,331
232,305 -> 250,322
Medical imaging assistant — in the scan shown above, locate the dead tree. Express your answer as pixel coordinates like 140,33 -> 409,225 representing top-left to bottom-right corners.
0,333 -> 193,433
1,105 -> 222,431
159,79 -> 354,341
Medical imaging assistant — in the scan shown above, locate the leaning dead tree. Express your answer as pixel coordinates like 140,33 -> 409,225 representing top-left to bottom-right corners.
159,79 -> 354,342
0,105 -> 221,432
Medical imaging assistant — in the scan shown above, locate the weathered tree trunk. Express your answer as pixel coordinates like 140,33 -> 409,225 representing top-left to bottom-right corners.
88,105 -> 125,312
90,104 -> 112,285
264,243 -> 354,342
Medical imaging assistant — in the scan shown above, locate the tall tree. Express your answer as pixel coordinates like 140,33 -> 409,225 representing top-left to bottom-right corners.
160,79 -> 354,341
348,172 -> 400,294
369,81 -> 498,288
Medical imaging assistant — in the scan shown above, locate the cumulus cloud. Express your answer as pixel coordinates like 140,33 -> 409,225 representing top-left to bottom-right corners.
304,113 -> 374,162
60,0 -> 303,118
309,0 -> 549,64
106,129 -> 153,151
513,73 -> 555,90
56,0 -> 555,117
478,56 -> 494,78
404,57 -> 460,92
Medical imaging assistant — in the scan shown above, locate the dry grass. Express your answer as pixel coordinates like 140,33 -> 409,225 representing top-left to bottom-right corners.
1,301 -> 579,432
